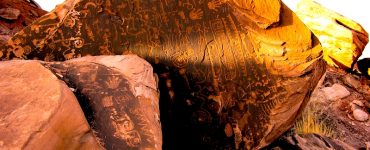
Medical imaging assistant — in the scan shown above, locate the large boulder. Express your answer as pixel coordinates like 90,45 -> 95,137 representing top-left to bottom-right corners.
296,0 -> 369,70
0,60 -> 101,149
45,55 -> 162,150
0,0 -> 325,149
0,0 -> 47,45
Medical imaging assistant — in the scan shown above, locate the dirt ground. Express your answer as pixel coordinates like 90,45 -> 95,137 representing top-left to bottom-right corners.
306,67 -> 370,149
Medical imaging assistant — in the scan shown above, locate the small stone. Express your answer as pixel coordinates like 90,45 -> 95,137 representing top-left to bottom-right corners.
224,123 -> 233,137
344,74 -> 361,89
350,103 -> 360,111
321,84 -> 351,100
352,100 -> 364,107
0,8 -> 21,20
69,88 -> 76,92
353,109 -> 369,122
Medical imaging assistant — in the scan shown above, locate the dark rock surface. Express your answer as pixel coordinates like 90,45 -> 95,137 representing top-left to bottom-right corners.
0,55 -> 162,149
44,55 -> 162,149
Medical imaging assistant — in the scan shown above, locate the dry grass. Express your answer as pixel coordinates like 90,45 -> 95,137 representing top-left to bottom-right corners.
294,108 -> 335,138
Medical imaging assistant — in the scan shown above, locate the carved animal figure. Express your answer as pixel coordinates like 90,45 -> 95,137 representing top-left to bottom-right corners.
0,0 -> 326,149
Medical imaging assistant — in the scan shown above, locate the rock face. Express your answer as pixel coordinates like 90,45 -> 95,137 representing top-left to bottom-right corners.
296,0 -> 369,70
0,0 -> 47,45
0,0 -> 326,149
0,60 -> 101,149
0,55 -> 162,149
45,55 -> 162,149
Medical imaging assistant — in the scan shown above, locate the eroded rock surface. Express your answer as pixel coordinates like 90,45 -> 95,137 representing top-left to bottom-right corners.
0,8 -> 21,20
0,60 -> 101,149
44,55 -> 162,150
0,0 -> 325,149
0,0 -> 47,45
296,0 -> 369,70
266,133 -> 356,150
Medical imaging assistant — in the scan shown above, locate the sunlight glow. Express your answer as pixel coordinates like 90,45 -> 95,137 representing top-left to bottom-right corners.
34,0 -> 64,12
283,0 -> 370,59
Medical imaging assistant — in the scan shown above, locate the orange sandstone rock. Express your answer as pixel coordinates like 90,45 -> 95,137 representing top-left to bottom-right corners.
0,0 -> 47,45
296,0 -> 369,70
0,0 -> 325,149
0,60 -> 101,150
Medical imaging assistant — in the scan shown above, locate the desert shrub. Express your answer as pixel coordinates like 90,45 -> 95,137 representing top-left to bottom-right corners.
294,108 -> 335,138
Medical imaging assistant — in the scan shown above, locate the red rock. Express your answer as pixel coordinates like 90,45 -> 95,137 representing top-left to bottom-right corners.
0,60 -> 102,149
0,0 -> 326,149
46,55 -> 162,150
296,0 -> 369,70
0,8 -> 20,20
352,109 -> 369,122
0,0 -> 47,45
321,84 -> 351,100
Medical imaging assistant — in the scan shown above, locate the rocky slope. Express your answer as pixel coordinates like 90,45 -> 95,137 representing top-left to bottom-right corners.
306,68 -> 370,149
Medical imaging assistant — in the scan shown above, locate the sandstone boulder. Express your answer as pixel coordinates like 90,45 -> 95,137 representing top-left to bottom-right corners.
0,0 -> 325,149
0,60 -> 101,149
296,0 -> 369,70
45,55 -> 162,150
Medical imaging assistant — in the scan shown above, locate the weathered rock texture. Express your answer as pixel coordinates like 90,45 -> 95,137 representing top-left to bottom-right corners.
266,133 -> 356,150
0,60 -> 101,149
0,0 -> 325,149
321,83 -> 350,101
0,0 -> 47,45
296,0 -> 369,70
45,55 -> 162,149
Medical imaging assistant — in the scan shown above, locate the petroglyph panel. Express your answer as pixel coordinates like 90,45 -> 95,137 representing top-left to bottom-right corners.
0,0 -> 325,149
